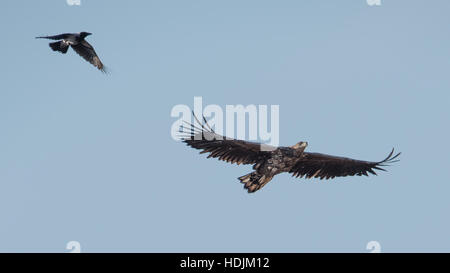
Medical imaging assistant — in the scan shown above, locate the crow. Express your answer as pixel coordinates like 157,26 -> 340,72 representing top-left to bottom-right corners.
36,32 -> 106,73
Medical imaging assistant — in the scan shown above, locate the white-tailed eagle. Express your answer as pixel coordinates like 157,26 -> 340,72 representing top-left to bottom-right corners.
180,116 -> 400,193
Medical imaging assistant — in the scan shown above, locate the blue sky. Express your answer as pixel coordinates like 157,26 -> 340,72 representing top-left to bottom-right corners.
0,0 -> 449,252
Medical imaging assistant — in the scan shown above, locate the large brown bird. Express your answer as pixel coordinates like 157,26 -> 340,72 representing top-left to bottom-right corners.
180,116 -> 400,193
36,32 -> 106,73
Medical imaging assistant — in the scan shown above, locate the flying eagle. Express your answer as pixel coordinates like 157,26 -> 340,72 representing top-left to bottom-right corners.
180,116 -> 400,193
36,32 -> 106,72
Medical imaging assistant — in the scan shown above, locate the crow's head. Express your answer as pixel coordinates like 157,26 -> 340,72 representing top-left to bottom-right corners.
80,32 -> 92,38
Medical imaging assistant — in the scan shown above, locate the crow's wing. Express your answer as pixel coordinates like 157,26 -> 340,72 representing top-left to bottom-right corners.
71,40 -> 106,72
179,116 -> 273,165
289,149 -> 400,179
36,33 -> 73,40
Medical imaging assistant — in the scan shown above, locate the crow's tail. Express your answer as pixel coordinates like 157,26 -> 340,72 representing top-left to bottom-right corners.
49,41 -> 69,54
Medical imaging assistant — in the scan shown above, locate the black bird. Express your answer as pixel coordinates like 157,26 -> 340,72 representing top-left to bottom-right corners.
36,32 -> 106,72
180,116 -> 400,193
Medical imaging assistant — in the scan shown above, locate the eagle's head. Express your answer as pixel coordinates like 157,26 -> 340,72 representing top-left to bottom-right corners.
291,141 -> 308,150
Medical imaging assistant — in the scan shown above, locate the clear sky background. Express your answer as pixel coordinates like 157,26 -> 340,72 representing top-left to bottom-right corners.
0,0 -> 449,252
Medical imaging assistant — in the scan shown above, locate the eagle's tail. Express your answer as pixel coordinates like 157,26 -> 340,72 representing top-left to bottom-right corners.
49,41 -> 69,54
238,172 -> 273,193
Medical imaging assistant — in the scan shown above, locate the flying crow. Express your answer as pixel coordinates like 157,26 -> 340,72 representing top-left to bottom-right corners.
180,115 -> 400,193
36,32 -> 106,73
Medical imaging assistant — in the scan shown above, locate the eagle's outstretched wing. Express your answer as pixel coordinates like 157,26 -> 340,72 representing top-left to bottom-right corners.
289,149 -> 400,179
71,40 -> 106,72
179,115 -> 273,165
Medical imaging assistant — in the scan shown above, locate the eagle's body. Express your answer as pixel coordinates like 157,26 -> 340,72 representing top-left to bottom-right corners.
36,32 -> 106,72
180,116 -> 400,193
241,146 -> 306,192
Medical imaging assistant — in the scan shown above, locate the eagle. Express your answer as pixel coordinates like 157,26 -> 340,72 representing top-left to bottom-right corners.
36,32 -> 106,72
179,116 -> 400,193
